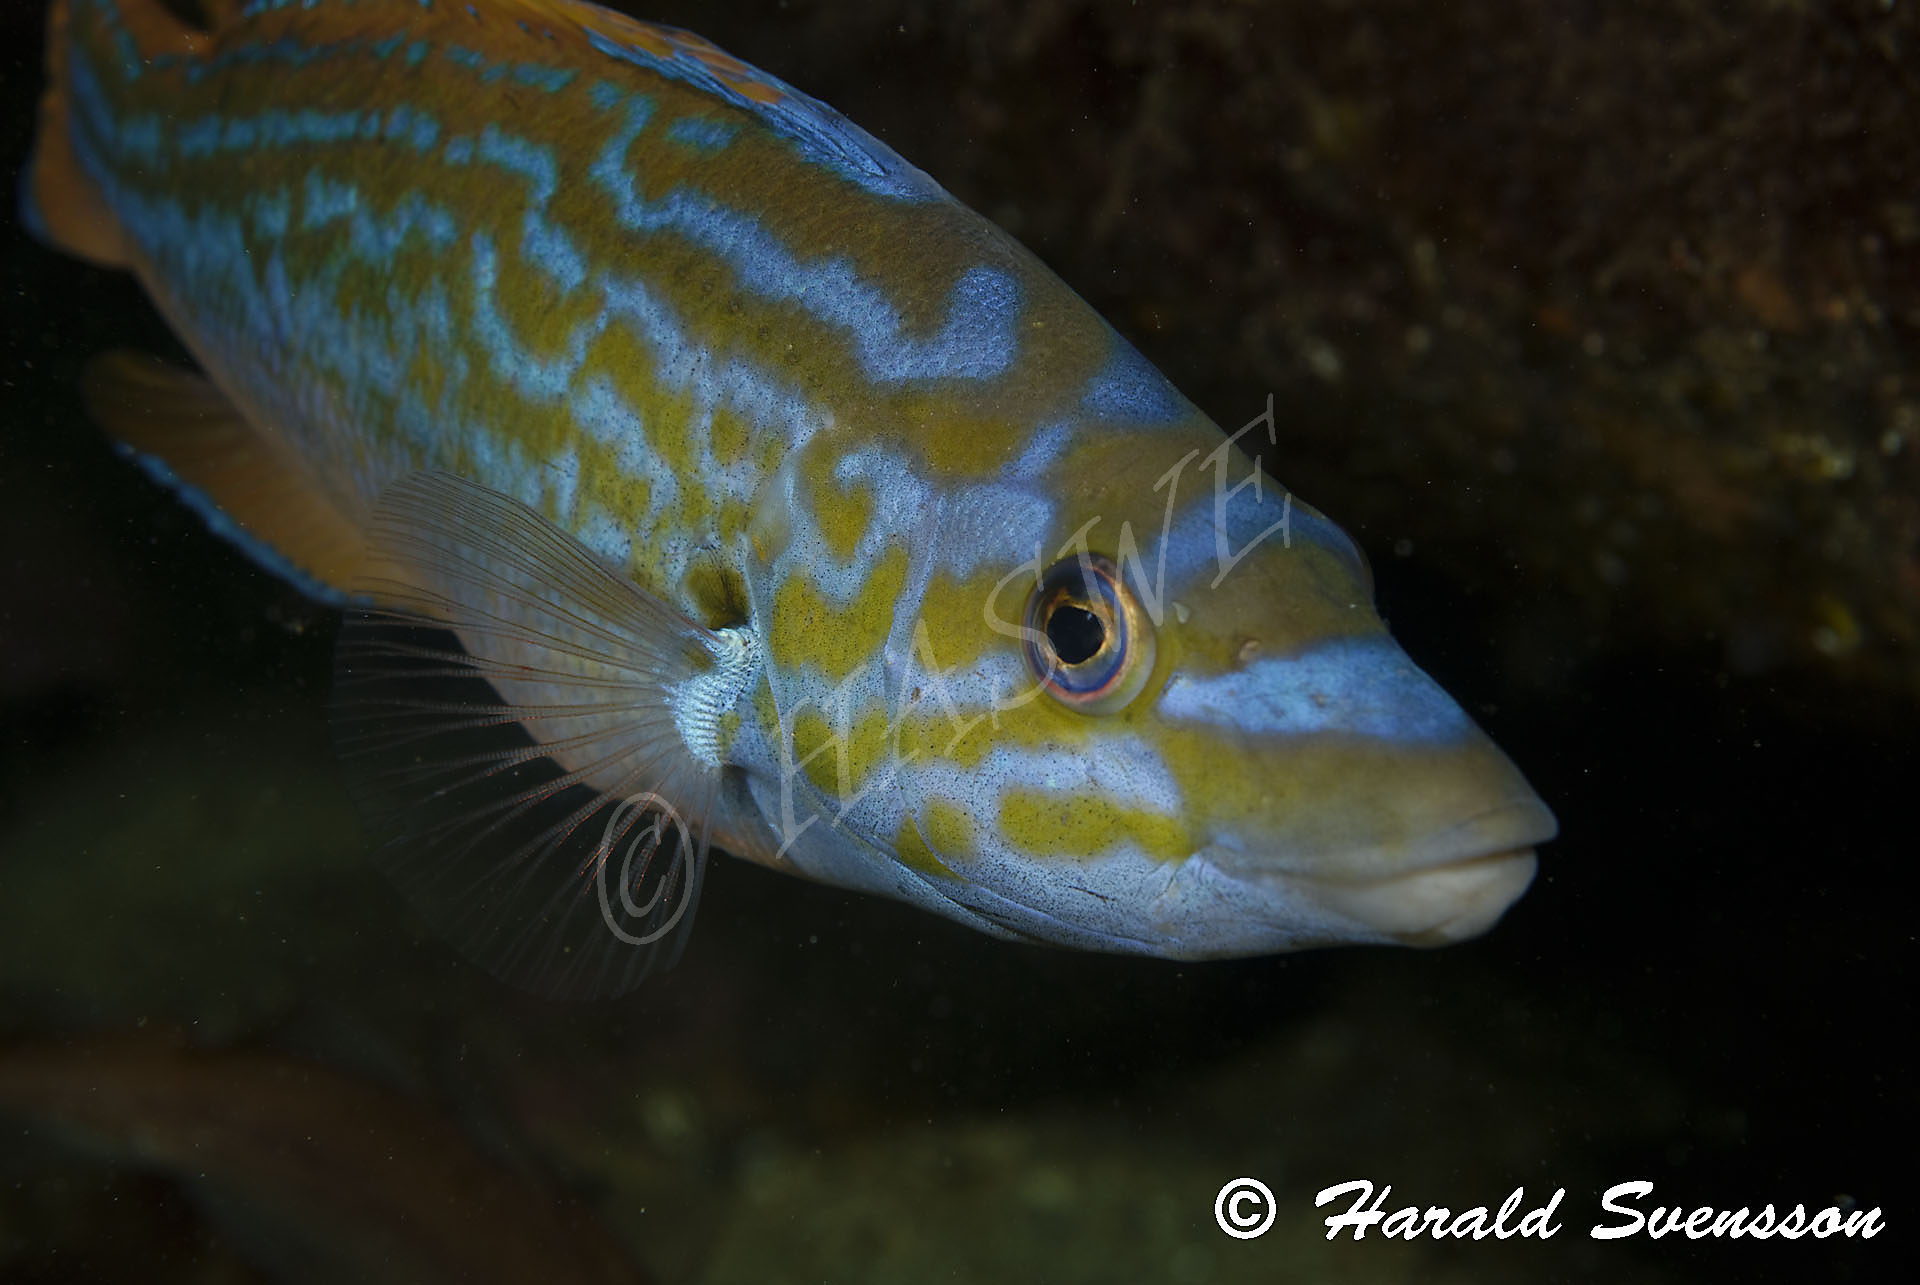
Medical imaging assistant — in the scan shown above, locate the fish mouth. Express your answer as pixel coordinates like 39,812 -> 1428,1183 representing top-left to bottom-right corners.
1282,796 -> 1556,945
1295,846 -> 1540,945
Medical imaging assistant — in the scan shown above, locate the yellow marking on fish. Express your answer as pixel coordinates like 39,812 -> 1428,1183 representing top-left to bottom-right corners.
769,544 -> 908,681
921,799 -> 974,861
910,569 -> 1015,673
997,790 -> 1194,862
710,406 -> 750,468
903,399 -> 1040,476
789,704 -> 892,802
812,472 -> 874,563
894,817 -> 958,880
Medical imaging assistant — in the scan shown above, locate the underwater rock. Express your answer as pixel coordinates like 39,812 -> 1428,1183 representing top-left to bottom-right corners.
0,1036 -> 651,1285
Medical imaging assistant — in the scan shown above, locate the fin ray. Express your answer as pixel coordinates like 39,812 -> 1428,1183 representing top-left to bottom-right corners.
333,472 -> 754,1000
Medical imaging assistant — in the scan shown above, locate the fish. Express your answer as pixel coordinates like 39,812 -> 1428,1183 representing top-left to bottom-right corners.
24,0 -> 1557,998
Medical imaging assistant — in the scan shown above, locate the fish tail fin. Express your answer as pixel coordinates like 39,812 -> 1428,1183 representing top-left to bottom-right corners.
22,0 -> 213,268
22,0 -> 128,267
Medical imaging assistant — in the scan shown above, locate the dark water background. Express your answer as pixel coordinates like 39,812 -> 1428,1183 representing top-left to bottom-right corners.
1,2 -> 1910,1282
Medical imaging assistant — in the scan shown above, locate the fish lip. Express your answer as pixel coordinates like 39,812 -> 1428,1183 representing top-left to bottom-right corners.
1198,797 -> 1556,948
1204,795 -> 1557,881
1388,795 -> 1559,876
1290,845 -> 1541,946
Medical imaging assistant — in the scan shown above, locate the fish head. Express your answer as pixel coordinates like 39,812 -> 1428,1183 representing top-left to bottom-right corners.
741,393 -> 1554,958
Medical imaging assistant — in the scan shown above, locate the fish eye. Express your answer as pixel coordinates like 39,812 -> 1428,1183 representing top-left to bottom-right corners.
1024,553 -> 1156,713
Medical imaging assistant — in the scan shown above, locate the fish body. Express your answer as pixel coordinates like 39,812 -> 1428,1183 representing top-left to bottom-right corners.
27,0 -> 1556,996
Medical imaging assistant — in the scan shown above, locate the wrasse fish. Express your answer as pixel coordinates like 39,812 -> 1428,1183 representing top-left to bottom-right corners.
25,0 -> 1556,998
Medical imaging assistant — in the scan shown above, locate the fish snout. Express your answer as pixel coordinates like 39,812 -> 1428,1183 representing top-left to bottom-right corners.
1292,836 -> 1544,946
1201,793 -> 1556,950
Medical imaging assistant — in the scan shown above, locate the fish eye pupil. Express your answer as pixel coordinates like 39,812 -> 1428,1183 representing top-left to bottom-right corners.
1046,603 -> 1106,665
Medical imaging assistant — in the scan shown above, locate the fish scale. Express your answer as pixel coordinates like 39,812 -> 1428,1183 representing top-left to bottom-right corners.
27,0 -> 1557,998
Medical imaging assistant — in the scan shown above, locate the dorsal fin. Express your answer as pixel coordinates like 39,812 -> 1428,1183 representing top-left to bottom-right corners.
82,351 -> 368,600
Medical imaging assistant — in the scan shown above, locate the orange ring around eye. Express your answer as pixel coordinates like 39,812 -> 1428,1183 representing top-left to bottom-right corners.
1023,553 -> 1157,714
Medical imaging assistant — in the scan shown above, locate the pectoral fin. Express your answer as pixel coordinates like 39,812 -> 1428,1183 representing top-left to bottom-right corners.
333,471 -> 760,1001
82,351 -> 368,601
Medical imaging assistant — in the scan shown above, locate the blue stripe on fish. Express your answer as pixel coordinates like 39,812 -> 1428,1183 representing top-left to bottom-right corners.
512,62 -> 576,92
471,125 -> 586,291
469,232 -> 598,401
1080,346 -> 1190,425
665,116 -> 740,153
1159,636 -> 1477,743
